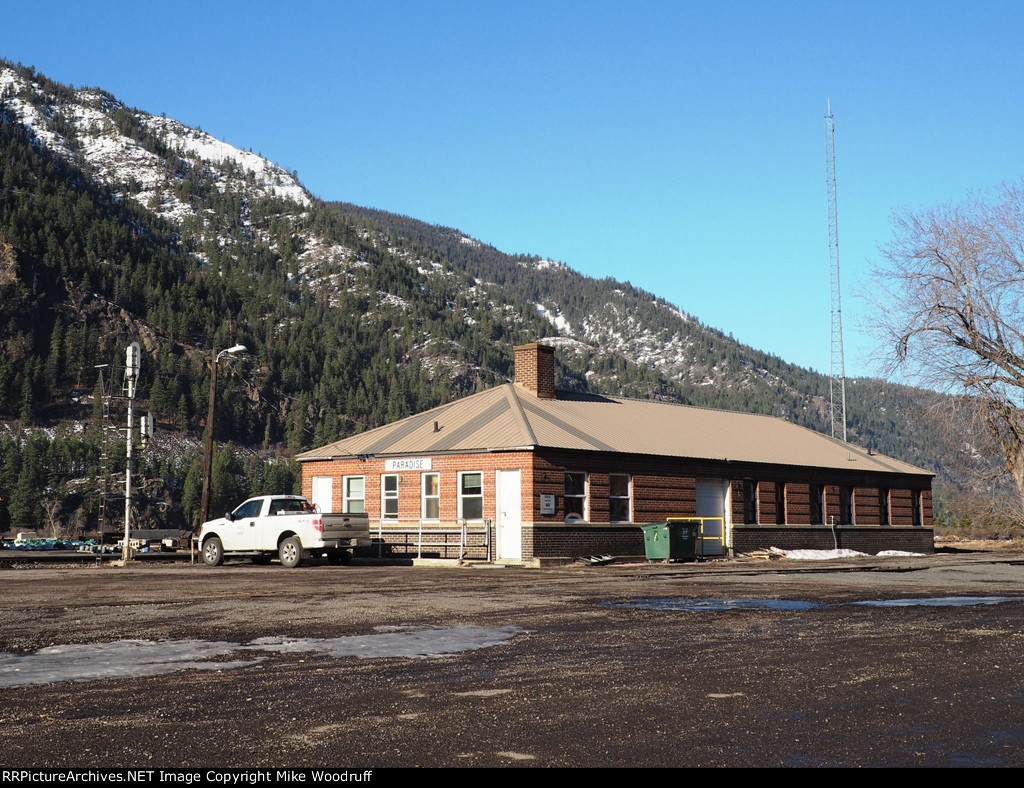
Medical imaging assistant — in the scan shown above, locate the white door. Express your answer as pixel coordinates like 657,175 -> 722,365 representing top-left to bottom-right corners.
695,478 -> 728,556
495,469 -> 522,561
311,476 -> 334,513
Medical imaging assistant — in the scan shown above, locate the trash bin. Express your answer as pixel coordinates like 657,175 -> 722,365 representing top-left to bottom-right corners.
666,518 -> 699,561
641,523 -> 671,562
642,520 -> 699,562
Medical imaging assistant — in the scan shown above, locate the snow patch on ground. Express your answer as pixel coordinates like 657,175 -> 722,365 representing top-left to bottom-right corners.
0,626 -> 529,687
769,547 -> 926,560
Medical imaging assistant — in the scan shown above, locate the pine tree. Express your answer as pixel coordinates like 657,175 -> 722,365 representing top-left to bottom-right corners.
44,317 -> 64,393
210,443 -> 246,520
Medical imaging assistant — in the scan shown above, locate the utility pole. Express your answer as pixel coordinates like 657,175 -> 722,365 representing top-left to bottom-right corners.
199,344 -> 247,526
123,342 -> 140,561
825,99 -> 847,442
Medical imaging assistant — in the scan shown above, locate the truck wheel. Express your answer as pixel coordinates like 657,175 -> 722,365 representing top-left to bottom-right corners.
279,536 -> 303,568
202,537 -> 224,567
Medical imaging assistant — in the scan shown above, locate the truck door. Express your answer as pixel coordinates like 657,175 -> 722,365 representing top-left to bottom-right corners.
224,498 -> 263,551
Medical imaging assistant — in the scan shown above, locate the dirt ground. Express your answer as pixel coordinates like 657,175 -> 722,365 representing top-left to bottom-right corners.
2,546 -> 1024,768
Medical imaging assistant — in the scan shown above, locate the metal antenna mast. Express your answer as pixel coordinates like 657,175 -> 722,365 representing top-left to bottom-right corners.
825,99 -> 847,442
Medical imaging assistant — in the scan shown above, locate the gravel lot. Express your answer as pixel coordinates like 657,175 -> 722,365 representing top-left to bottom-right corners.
2,548 -> 1024,768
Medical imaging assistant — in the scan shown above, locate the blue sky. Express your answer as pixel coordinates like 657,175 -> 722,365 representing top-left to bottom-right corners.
6,1 -> 1024,378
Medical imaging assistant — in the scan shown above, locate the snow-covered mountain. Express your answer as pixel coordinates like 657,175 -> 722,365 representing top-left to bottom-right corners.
0,67 -> 308,221
0,62 -> 802,399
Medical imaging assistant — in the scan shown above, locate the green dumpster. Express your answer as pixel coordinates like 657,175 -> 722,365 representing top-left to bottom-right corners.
642,523 -> 670,561
642,520 -> 699,562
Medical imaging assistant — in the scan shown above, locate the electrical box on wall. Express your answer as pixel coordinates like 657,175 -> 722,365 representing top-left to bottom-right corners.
540,494 -> 555,515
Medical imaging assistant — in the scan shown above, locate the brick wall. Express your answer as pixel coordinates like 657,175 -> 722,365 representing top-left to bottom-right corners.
532,524 -> 645,558
303,451 -> 534,522
786,483 -> 811,524
301,447 -> 933,560
732,526 -> 934,555
757,481 -> 777,524
730,479 -> 745,524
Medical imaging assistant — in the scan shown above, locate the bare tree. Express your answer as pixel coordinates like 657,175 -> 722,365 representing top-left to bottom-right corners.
873,180 -> 1024,515
41,498 -> 66,540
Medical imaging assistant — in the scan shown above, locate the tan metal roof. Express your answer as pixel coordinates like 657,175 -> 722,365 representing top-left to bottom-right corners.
296,383 -> 932,477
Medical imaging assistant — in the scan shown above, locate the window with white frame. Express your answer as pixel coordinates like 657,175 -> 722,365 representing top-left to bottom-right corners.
564,472 -> 587,520
458,471 -> 483,521
422,473 -> 440,520
608,474 -> 631,522
343,476 -> 365,513
381,474 -> 399,520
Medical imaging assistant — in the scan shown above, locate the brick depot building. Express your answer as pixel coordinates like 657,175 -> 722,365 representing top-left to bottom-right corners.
297,343 -> 934,562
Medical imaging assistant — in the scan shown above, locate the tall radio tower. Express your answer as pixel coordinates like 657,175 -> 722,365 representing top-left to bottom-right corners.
825,99 -> 847,442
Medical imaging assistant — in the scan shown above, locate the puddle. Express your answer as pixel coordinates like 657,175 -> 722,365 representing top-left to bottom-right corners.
0,626 -> 528,688
601,598 -> 825,612
851,596 -> 1023,608
603,596 -> 1024,613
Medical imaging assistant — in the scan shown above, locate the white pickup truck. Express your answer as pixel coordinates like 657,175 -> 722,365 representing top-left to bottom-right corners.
198,495 -> 370,568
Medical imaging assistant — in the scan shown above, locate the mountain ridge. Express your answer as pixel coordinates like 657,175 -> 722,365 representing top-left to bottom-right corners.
0,60 -> 1005,533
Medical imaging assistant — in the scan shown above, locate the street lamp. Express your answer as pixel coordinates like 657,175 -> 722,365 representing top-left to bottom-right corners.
199,344 -> 247,526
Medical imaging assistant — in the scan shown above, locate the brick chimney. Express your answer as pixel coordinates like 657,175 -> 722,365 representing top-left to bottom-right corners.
514,342 -> 556,398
